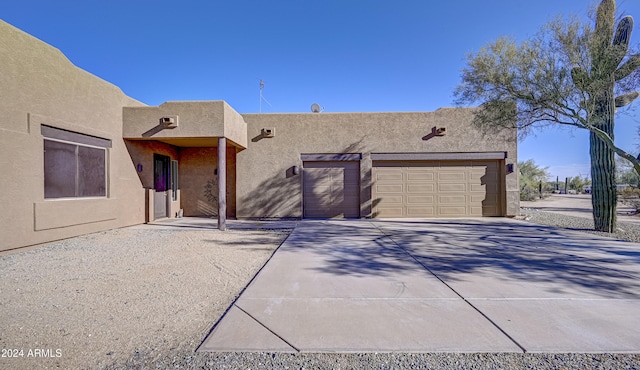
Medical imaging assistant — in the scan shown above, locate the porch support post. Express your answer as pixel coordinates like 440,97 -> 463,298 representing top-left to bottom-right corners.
217,137 -> 227,231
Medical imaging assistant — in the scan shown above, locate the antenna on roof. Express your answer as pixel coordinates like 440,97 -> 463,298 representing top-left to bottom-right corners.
259,79 -> 272,113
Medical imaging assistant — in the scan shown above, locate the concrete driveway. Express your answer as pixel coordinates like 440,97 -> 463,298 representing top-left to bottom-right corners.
199,219 -> 640,353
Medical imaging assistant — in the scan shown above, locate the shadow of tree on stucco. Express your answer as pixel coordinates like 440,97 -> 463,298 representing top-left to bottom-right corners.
238,138 -> 371,219
237,166 -> 302,219
279,219 -> 640,298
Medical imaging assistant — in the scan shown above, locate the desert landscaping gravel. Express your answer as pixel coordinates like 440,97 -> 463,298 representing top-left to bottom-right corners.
522,207 -> 640,243
2,215 -> 640,369
0,226 -> 289,369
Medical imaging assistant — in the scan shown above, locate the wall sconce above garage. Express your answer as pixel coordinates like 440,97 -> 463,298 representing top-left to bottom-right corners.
507,163 -> 514,173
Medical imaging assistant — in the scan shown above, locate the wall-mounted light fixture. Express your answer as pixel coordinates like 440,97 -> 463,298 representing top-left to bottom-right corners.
507,163 -> 514,173
159,115 -> 179,128
262,128 -> 275,138
286,165 -> 301,178
136,164 -> 143,172
422,126 -> 447,141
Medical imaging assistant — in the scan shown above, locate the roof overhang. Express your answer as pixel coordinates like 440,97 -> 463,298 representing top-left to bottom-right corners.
371,152 -> 507,161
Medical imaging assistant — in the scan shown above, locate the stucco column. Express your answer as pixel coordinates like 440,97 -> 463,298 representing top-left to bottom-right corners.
218,137 -> 227,231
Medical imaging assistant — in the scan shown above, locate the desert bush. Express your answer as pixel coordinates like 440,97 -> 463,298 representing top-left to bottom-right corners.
520,185 -> 540,201
619,187 -> 640,199
619,187 -> 640,214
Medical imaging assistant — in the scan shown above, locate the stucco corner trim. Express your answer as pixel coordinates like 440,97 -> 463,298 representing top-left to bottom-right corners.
370,152 -> 507,161
300,153 -> 363,161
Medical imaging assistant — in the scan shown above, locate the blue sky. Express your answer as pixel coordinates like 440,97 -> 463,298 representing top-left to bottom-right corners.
3,0 -> 640,180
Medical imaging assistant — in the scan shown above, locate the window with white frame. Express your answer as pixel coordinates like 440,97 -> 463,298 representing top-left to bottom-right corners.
42,125 -> 111,199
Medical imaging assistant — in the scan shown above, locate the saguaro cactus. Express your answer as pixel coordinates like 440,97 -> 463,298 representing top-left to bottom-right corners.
571,0 -> 640,232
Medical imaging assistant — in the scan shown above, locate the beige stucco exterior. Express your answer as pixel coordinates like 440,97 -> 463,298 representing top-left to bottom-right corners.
1,19 -> 519,252
122,101 -> 248,149
237,111 -> 518,219
0,21 -> 146,251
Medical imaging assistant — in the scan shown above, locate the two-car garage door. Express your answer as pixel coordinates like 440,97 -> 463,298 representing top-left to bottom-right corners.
302,159 -> 503,218
371,160 -> 502,218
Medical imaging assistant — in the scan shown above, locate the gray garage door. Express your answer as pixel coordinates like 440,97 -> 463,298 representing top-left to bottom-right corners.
372,160 -> 502,217
303,161 -> 360,218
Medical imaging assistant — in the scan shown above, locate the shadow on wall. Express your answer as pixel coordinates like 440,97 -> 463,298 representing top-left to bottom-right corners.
239,167 -> 302,218
202,178 -> 218,216
277,219 -> 640,298
240,138 -> 371,219
123,140 -> 178,189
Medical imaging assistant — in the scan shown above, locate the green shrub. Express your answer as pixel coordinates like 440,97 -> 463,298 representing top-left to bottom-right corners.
520,185 -> 539,201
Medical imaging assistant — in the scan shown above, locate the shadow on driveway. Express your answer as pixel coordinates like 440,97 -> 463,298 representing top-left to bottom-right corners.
282,219 -> 640,298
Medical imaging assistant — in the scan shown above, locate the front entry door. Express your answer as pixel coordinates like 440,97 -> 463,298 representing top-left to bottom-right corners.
154,154 -> 170,219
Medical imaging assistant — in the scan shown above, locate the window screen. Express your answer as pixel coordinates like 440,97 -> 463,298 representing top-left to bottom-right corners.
42,126 -> 109,199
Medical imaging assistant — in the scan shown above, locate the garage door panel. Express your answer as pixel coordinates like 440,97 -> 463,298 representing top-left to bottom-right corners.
470,173 -> 486,181
484,192 -> 498,201
440,206 -> 468,215
485,183 -> 499,192
304,172 -> 333,185
378,195 -> 404,204
406,206 -> 436,216
375,207 -> 405,217
372,160 -> 502,218
376,173 -> 403,181
305,188 -> 332,203
483,206 -> 500,216
471,194 -> 488,203
407,184 -> 435,192
344,173 -> 360,183
407,195 -> 435,204
438,172 -> 467,182
407,172 -> 435,181
439,195 -> 467,204
342,190 -> 360,197
303,161 -> 360,218
439,183 -> 466,192
377,184 -> 404,193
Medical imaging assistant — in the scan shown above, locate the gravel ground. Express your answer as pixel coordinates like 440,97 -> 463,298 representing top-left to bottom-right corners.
0,227 -> 290,370
2,216 -> 640,369
521,207 -> 640,242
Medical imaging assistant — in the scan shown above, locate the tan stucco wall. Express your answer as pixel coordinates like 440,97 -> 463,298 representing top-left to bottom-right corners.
238,109 -> 518,218
123,101 -> 248,149
124,140 -> 181,221
179,147 -> 237,217
0,19 -> 518,251
0,20 -> 147,251
124,141 -> 179,189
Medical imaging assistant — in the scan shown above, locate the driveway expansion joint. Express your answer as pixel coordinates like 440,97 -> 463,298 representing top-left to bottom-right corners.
201,219 -> 640,353
234,303 -> 300,353
370,221 -> 528,354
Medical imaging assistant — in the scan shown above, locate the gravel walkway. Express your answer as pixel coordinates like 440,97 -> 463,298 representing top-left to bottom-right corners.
2,215 -> 640,369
